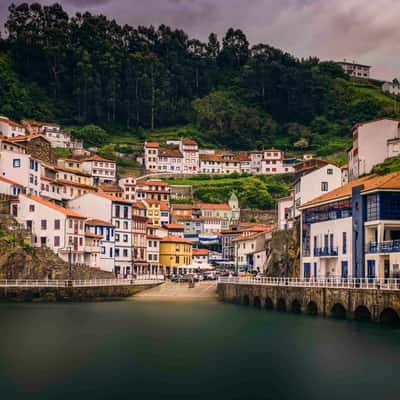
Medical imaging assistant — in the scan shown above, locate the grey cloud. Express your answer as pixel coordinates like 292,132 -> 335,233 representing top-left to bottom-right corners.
0,0 -> 399,79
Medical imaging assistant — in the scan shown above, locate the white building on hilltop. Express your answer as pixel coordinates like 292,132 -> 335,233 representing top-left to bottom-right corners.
0,117 -> 26,138
348,118 -> 400,181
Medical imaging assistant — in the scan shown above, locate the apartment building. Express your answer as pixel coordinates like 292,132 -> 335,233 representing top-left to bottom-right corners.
132,201 -> 148,274
261,149 -> 294,174
159,235 -> 193,275
68,192 -> 133,276
299,172 -> 400,280
81,156 -> 116,184
11,194 -> 87,265
144,141 -> 159,172
146,224 -> 161,274
337,60 -> 371,79
348,119 -> 400,180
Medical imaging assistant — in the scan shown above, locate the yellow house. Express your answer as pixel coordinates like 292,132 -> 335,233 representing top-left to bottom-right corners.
143,200 -> 161,226
160,235 -> 193,274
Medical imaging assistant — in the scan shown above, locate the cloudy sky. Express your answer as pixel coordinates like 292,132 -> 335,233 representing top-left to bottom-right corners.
1,0 -> 399,80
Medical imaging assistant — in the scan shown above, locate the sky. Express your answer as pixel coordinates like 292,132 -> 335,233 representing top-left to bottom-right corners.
1,0 -> 399,80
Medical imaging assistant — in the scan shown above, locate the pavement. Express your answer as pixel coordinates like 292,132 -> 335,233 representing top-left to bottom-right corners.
133,280 -> 217,299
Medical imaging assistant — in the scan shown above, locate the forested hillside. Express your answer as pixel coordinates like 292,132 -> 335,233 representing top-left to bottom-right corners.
1,2 -> 400,153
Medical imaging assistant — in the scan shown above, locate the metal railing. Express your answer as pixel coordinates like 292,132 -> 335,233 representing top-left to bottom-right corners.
366,240 -> 400,254
218,276 -> 400,291
313,247 -> 338,257
0,276 -> 164,288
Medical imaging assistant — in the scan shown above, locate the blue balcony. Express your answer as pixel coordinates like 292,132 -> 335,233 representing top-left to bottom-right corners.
313,247 -> 338,257
366,240 -> 400,254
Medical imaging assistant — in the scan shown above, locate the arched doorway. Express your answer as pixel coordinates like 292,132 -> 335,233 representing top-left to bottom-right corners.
276,298 -> 286,312
306,301 -> 318,316
380,308 -> 400,325
242,295 -> 250,306
331,303 -> 346,319
265,297 -> 273,310
291,299 -> 302,314
354,305 -> 372,322
253,296 -> 261,309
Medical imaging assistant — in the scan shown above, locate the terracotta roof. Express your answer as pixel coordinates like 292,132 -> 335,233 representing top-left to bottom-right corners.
56,165 -> 91,177
85,218 -> 114,227
200,154 -> 222,162
174,215 -> 193,221
242,224 -> 274,233
232,231 -> 268,242
341,164 -> 349,169
192,249 -> 210,256
171,204 -> 193,210
163,223 -> 184,230
300,174 -> 379,209
144,200 -> 169,211
0,176 -> 23,186
147,224 -> 160,229
99,184 -> 123,193
159,148 -> 183,158
197,203 -> 231,211
182,139 -> 197,145
81,156 -> 115,163
0,116 -> 24,128
56,179 -> 96,190
84,231 -> 103,239
145,141 -> 159,148
1,139 -> 26,148
7,134 -> 49,143
25,195 -> 86,219
136,180 -> 169,187
131,201 -> 146,209
94,192 -> 133,204
161,235 -> 192,244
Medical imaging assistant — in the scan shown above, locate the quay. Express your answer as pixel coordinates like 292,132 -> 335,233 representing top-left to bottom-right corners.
217,277 -> 400,324
0,278 -> 163,301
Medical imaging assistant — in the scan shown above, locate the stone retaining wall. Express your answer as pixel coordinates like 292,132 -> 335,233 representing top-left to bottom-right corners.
0,283 -> 161,302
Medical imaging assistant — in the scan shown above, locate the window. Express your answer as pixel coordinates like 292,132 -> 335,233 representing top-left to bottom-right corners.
54,220 -> 60,230
115,205 -> 120,218
123,249 -> 128,257
29,204 -> 35,212
115,220 -> 120,229
41,220 -> 47,230
342,232 -> 347,254
13,159 -> 21,168
115,234 -> 120,242
54,236 -> 60,247
124,206 -> 129,218
176,256 -> 180,264
321,182 -> 328,192
123,221 -> 128,230
123,234 -> 128,242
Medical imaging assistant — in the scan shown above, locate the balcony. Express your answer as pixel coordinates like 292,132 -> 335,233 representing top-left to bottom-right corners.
366,240 -> 400,254
313,247 -> 338,257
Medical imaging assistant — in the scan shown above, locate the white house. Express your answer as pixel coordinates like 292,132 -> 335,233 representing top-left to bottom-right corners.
180,139 -> 199,174
261,149 -> 292,174
0,116 -> 26,138
0,176 -> 24,196
294,164 -> 342,218
337,60 -> 371,79
81,156 -> 116,184
68,192 -> 133,276
276,195 -> 294,231
11,194 -> 87,265
0,149 -> 41,196
144,142 -> 159,172
382,81 -> 400,96
348,118 -> 400,181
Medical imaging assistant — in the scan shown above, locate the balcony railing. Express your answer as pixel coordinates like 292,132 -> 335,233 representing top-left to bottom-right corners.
366,240 -> 400,254
313,247 -> 338,257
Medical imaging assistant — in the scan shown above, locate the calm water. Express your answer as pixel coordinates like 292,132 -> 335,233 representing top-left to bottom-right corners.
0,299 -> 399,400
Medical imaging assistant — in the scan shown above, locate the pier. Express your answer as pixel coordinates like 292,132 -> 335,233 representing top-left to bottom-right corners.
217,277 -> 400,323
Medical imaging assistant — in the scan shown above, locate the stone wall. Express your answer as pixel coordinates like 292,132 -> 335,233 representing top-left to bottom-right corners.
240,209 -> 275,224
0,283 -> 161,302
217,282 -> 400,323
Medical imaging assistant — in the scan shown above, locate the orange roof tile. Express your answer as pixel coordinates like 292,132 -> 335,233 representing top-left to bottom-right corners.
26,195 -> 86,219
192,248 -> 210,256
7,134 -> 49,143
81,156 -> 115,162
163,223 -> 184,230
161,235 -> 192,244
0,116 -> 24,128
85,218 -> 114,227
56,179 -> 96,190
159,148 -> 183,158
84,231 -> 103,239
197,203 -> 231,210
182,139 -> 197,145
145,141 -> 159,148
0,176 -> 23,186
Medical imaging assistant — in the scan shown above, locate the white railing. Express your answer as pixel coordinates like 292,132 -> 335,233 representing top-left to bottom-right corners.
218,276 -> 400,291
0,277 -> 164,288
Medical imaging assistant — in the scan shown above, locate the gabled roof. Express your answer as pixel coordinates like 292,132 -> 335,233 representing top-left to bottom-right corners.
136,180 -> 169,187
161,235 -> 192,244
351,118 -> 400,132
81,155 -> 115,162
56,179 -> 96,190
131,201 -> 146,209
0,116 -> 24,128
25,195 -> 86,219
159,148 -> 183,158
197,203 -> 231,211
145,141 -> 160,148
232,231 -> 268,242
84,231 -> 103,239
182,139 -> 197,145
163,223 -> 184,230
192,248 -> 209,256
7,134 -> 49,143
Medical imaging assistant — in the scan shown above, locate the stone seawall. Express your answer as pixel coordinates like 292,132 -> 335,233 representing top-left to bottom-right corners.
217,283 -> 400,323
0,284 -> 161,302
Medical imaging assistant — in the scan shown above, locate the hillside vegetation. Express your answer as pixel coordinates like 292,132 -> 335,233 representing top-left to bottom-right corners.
1,2 -> 400,156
